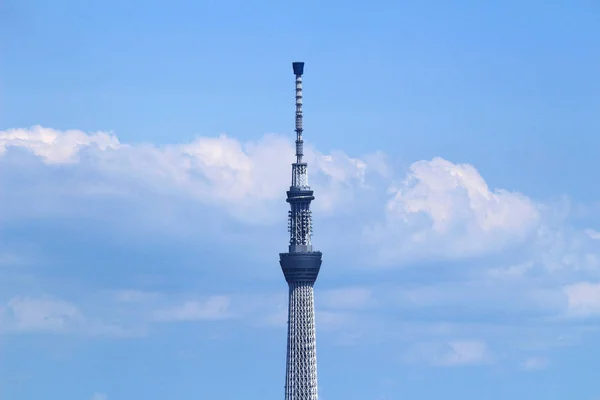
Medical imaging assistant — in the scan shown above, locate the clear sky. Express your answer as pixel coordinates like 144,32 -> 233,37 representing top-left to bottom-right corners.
1,0 -> 600,399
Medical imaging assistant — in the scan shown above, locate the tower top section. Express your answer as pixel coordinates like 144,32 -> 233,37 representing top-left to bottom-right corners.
285,61 -> 316,253
292,62 -> 304,76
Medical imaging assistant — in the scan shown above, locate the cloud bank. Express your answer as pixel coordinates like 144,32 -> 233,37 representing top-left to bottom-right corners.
1,125 -> 600,369
0,125 -> 551,261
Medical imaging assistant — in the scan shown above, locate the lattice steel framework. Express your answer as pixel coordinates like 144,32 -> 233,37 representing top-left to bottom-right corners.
279,62 -> 323,400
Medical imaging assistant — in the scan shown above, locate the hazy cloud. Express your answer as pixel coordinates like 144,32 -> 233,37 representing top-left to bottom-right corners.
585,229 -> 600,240
320,287 -> 373,309
153,296 -> 231,322
408,340 -> 491,367
563,282 -> 600,317
3,296 -> 83,333
522,356 -> 549,371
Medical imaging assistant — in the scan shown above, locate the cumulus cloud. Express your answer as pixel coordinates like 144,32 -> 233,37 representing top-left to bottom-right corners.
388,158 -> 538,235
0,126 -> 120,163
0,126 -> 381,225
366,157 -> 541,264
1,125 -> 560,277
2,125 -> 600,368
0,127 -> 546,254
1,125 -> 596,294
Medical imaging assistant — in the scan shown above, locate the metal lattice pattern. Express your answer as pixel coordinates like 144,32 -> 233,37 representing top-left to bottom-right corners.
292,163 -> 309,189
288,207 -> 313,247
285,282 -> 318,400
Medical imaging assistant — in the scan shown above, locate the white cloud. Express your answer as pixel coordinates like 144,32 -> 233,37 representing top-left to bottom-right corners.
384,280 -> 565,317
320,287 -> 372,309
154,296 -> 231,322
114,290 -> 161,303
585,229 -> 600,240
0,126 -> 384,225
316,310 -> 353,330
3,124 -> 600,367
487,262 -> 534,279
1,295 -> 146,338
314,311 -> 363,346
3,296 -> 83,333
261,307 -> 288,329
91,393 -> 107,400
0,125 -> 120,163
522,356 -> 549,371
437,340 -> 491,366
4,126 -> 596,276
367,157 -> 540,264
408,340 -> 491,367
388,158 -> 538,234
178,133 -> 291,206
563,282 -> 600,316
0,126 -> 553,266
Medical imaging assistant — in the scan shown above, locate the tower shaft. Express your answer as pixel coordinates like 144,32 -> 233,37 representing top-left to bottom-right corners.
285,282 -> 318,400
279,62 -> 322,400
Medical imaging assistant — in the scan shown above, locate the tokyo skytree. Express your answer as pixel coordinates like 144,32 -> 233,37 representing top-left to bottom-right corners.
279,61 -> 322,400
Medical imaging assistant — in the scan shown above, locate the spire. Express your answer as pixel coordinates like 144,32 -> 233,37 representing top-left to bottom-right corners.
293,62 -> 304,165
286,62 -> 314,253
290,62 -> 309,190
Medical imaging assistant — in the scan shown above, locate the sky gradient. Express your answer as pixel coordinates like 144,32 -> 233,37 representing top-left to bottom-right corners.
1,1 -> 600,399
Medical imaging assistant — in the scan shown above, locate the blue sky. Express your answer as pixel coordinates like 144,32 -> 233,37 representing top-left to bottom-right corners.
1,0 -> 600,399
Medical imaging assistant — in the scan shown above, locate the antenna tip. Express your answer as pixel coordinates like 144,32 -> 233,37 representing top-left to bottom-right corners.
292,62 -> 304,76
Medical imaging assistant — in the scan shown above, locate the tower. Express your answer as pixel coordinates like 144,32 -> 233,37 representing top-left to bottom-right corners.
279,62 -> 322,400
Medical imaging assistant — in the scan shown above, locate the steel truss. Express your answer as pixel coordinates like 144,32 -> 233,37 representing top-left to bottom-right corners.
285,282 -> 318,400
